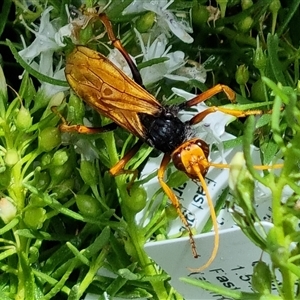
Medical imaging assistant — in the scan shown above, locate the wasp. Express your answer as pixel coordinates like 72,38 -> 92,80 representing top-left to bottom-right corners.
63,13 -> 273,271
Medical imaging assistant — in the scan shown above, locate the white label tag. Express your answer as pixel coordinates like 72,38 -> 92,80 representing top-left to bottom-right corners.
145,222 -> 274,299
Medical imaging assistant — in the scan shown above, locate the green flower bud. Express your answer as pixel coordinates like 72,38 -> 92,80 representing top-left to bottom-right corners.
15,106 -> 32,130
79,160 -> 98,186
241,0 -> 253,10
52,178 -> 75,199
253,47 -> 267,70
67,93 -> 85,124
39,127 -> 61,152
229,152 -> 247,190
165,204 -> 178,221
76,194 -> 101,217
123,186 -> 147,213
236,16 -> 254,32
49,163 -> 73,186
52,149 -> 69,166
34,171 -> 51,191
40,153 -> 52,167
252,261 -> 272,294
192,4 -> 210,27
269,0 -> 281,14
136,12 -> 155,33
29,194 -> 47,207
235,65 -> 249,85
24,207 -> 46,229
251,79 -> 266,102
4,149 -> 19,167
167,170 -> 189,188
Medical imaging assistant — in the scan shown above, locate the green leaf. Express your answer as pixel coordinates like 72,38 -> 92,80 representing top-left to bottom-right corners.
0,0 -> 11,38
267,34 -> 287,85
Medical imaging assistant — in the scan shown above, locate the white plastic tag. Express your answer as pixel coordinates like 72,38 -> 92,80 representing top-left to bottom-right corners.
144,222 -> 273,299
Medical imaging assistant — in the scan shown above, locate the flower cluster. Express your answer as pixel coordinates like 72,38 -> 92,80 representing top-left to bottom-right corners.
18,6 -> 68,99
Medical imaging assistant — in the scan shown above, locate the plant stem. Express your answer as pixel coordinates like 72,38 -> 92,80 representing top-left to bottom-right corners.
102,132 -> 170,298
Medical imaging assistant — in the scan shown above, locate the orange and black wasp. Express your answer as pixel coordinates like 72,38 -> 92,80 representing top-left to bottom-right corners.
63,13 -> 274,271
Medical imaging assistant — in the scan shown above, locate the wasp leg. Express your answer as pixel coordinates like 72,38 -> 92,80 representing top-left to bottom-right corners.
181,84 -> 236,109
109,140 -> 144,193
60,122 -> 118,134
52,106 -> 118,134
109,140 -> 144,176
99,13 -> 144,87
188,106 -> 267,126
157,153 -> 199,259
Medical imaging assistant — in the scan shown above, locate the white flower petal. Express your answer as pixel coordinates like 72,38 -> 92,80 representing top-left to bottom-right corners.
107,49 -> 134,78
144,34 -> 168,60
18,6 -> 61,61
55,24 -> 73,47
140,64 -> 167,86
164,51 -> 185,71
164,74 -> 189,82
123,0 -> 147,14
164,11 -> 193,44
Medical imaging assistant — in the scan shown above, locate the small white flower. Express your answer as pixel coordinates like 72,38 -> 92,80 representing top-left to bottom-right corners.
19,6 -> 60,61
124,0 -> 193,44
18,6 -> 69,99
135,31 -> 187,85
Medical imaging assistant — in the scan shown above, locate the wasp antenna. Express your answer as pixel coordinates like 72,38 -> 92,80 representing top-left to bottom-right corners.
188,167 -> 219,273
253,164 -> 283,170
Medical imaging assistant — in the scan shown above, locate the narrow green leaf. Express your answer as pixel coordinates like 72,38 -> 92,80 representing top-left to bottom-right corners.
0,0 -> 11,38
267,34 -> 287,85
66,242 -> 90,266
84,227 -> 110,258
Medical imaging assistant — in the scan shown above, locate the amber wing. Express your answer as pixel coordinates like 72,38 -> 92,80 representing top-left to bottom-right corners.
65,46 -> 162,139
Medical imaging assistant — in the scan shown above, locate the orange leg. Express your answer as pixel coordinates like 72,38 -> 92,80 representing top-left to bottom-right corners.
188,106 -> 266,126
157,153 -> 199,259
59,123 -> 118,134
52,106 -> 118,134
182,83 -> 272,126
183,84 -> 236,108
109,140 -> 144,176
98,13 -> 144,86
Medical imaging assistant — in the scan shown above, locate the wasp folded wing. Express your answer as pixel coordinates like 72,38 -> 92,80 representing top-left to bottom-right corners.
65,46 -> 162,139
